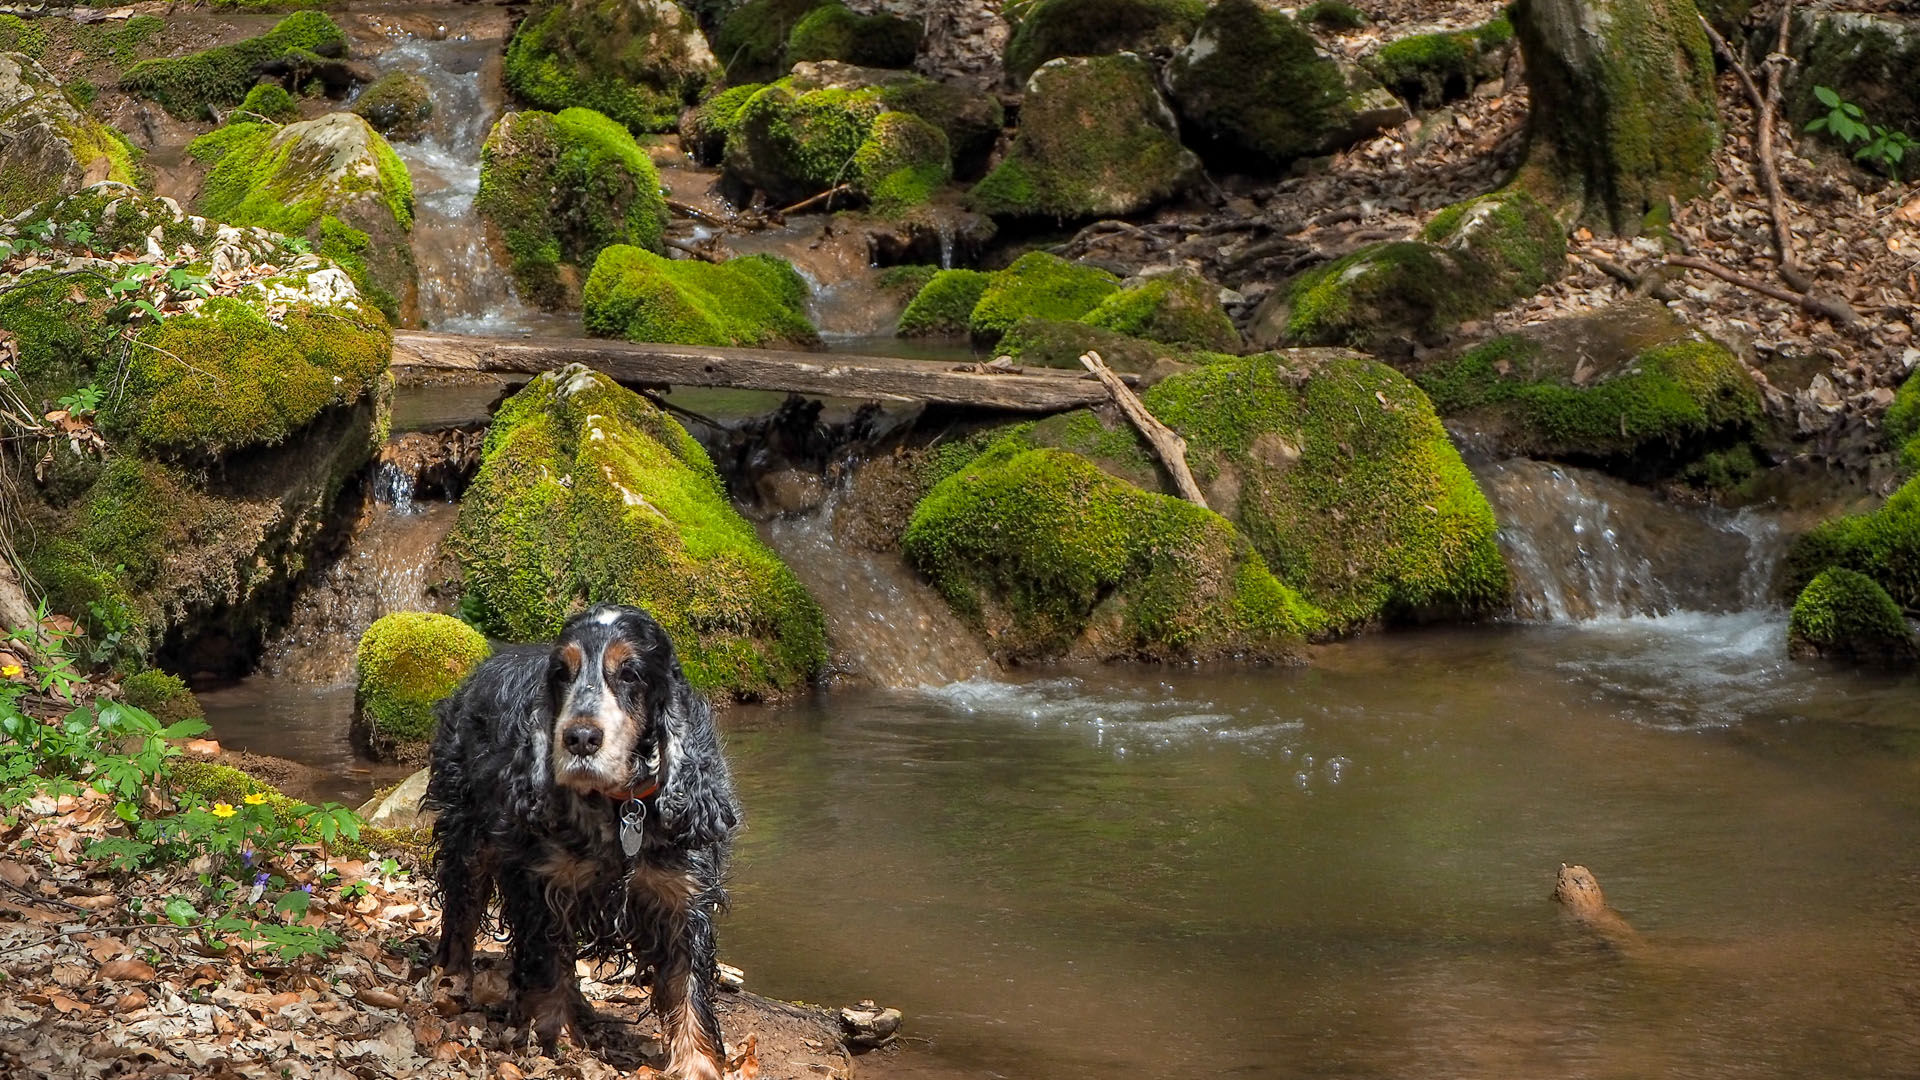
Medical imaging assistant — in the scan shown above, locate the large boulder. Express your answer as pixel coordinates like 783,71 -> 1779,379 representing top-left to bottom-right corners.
968,54 -> 1201,220
1788,11 -> 1920,180
1079,268 -> 1241,352
352,613 -> 491,761
447,366 -> 826,697
786,2 -> 921,69
720,79 -> 953,210
1787,567 -> 1918,666
584,246 -> 819,347
475,107 -> 667,311
966,251 -> 1118,341
120,12 -> 348,121
0,53 -> 140,217
505,0 -> 718,135
190,112 -> 417,325
787,60 -> 1004,170
1003,0 -> 1204,82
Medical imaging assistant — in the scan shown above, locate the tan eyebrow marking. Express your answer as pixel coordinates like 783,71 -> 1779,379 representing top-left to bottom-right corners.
602,639 -> 635,680
559,642 -> 583,677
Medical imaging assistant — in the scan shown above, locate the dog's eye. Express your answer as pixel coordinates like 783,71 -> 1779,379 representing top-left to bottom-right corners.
618,667 -> 641,686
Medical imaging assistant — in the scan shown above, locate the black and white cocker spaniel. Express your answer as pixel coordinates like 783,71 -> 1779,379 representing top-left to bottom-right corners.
424,604 -> 740,1080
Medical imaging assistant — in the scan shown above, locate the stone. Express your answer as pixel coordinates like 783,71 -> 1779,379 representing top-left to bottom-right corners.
355,768 -> 435,829
0,53 -> 138,217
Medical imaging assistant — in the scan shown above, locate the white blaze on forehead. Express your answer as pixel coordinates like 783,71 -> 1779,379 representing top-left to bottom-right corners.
594,608 -> 624,626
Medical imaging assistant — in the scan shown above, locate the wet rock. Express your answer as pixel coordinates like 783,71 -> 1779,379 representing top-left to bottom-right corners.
1787,567 -> 1919,667
355,768 -> 435,829
839,1001 -> 903,1051
0,53 -> 139,217
352,71 -> 434,141
858,202 -> 996,266
1003,0 -> 1204,82
377,429 -> 484,501
504,0 -> 717,134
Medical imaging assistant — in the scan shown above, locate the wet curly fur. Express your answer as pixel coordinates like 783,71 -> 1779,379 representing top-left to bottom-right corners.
424,604 -> 741,1080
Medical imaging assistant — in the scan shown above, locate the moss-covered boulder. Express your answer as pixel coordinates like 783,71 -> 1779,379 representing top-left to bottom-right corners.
121,669 -> 204,725
353,612 -> 491,761
504,0 -> 718,135
120,11 -> 346,121
352,71 -> 433,140
853,110 -> 951,214
0,53 -> 140,217
1167,0 -> 1406,170
1787,567 -> 1918,666
995,318 -> 1184,373
1785,474 -> 1920,616
1788,12 -> 1920,180
584,245 -> 819,348
1414,300 -> 1762,477
1263,188 -> 1565,354
236,82 -> 300,123
1887,374 -> 1920,473
683,81 -> 763,163
713,0 -> 828,83
896,267 -> 989,336
968,251 -> 1118,341
448,366 -> 826,697
792,61 -> 1004,171
901,444 -> 1320,662
1004,0 -> 1204,82
970,54 -> 1201,220
1367,16 -> 1513,111
474,107 -> 667,311
190,112 -> 417,325
1081,269 -> 1241,351
786,2 -> 920,69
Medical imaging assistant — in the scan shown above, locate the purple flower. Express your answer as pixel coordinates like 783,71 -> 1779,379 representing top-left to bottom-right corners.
254,871 -> 270,888
241,850 -> 254,867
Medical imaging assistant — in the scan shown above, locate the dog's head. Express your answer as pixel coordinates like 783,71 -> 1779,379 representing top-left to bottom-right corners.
544,604 -> 679,800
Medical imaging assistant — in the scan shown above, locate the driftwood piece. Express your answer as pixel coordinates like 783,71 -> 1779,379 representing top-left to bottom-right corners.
1077,350 -> 1209,510
390,332 -> 1118,412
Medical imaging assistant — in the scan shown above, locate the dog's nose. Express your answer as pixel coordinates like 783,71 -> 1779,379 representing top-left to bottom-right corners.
563,724 -> 604,757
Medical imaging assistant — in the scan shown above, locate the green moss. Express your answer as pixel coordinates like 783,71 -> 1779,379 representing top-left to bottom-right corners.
877,263 -> 938,297
584,245 -> 819,348
1080,271 -> 1240,351
504,0 -> 715,135
1301,1 -> 1367,30
853,111 -> 950,214
236,81 -> 300,122
1004,0 -> 1205,82
875,77 -> 1004,167
0,14 -> 49,58
119,12 -> 345,120
354,612 -> 490,752
1886,373 -> 1920,473
895,268 -> 989,336
996,317 -> 1193,373
970,54 -> 1199,219
1785,474 -> 1920,614
901,445 -> 1320,660
1165,0 -> 1353,168
968,251 -> 1118,341
724,81 -> 885,204
0,271 -> 113,404
169,761 -> 310,832
352,71 -> 433,139
1787,567 -> 1917,665
121,669 -> 204,724
684,82 -> 765,162
1367,18 -> 1511,110
475,107 -> 668,310
448,367 -> 825,697
0,55 -> 143,217
786,2 -> 920,68
714,0 -> 827,82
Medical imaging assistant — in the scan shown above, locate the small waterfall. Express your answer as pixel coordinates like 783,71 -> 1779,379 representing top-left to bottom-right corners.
758,488 -> 997,689
1477,460 -> 1785,622
936,221 -> 955,270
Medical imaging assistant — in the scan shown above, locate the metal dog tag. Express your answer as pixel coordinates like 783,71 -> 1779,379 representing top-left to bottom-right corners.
619,798 -> 646,857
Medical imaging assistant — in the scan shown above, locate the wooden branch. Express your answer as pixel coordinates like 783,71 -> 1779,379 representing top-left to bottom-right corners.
1700,16 -> 1763,110
776,184 -> 853,217
391,332 -> 1118,413
1757,0 -> 1811,293
665,199 -> 732,229
663,237 -> 722,263
1665,254 -> 1859,327
1077,350 -> 1209,510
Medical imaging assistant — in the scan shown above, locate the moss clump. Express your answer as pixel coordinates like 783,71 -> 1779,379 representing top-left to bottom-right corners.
119,12 -> 345,120
121,669 -> 204,725
684,82 -> 764,163
236,82 -> 300,123
0,55 -> 142,217
448,366 -> 825,697
504,0 -> 717,135
968,251 -> 1118,341
1785,474 -> 1920,614
1367,17 -> 1511,110
852,111 -> 950,214
1280,189 -> 1565,351
474,107 -> 667,311
970,54 -> 1200,220
1081,270 -> 1241,351
352,71 -> 433,140
995,318 -> 1200,373
584,245 -> 819,348
901,445 -> 1320,661
873,75 -> 1004,170
1301,1 -> 1368,30
713,0 -> 827,82
353,612 -> 491,757
1165,0 -> 1354,169
1787,567 -> 1917,665
895,268 -> 989,336
0,15 -> 49,58
724,81 -> 883,204
786,2 -> 920,68
1003,0 -> 1205,82
1888,374 -> 1920,473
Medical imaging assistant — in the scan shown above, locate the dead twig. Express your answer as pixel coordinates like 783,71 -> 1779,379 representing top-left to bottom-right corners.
665,199 -> 731,229
1700,16 -> 1763,111
776,184 -> 854,218
1665,254 -> 1860,327
1078,350 -> 1209,510
663,237 -> 723,263
1757,0 -> 1812,293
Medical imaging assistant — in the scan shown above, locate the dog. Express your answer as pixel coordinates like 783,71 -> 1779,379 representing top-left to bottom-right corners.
424,604 -> 741,1080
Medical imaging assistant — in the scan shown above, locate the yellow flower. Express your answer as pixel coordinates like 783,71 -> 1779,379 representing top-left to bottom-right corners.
243,792 -> 268,806
210,803 -> 237,818
0,665 -> 20,679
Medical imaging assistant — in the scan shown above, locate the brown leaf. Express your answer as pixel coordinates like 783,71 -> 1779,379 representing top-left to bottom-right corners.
114,989 -> 149,1011
48,993 -> 88,1014
0,859 -> 31,887
263,991 -> 303,1009
85,936 -> 127,963
495,1062 -> 524,1080
68,893 -> 119,911
356,987 -> 403,1010
99,958 -> 157,982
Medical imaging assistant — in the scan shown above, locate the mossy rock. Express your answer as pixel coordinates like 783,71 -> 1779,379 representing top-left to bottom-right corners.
1081,269 -> 1240,351
236,81 -> 299,123
1414,300 -> 1762,477
1367,16 -> 1512,111
895,267 -> 988,336
120,11 -> 345,120
969,54 -> 1200,220
1785,474 -> 1920,615
190,112 -> 417,325
787,59 -> 1005,168
505,0 -> 718,135
722,79 -> 881,204
0,53 -> 141,218
713,0 -> 827,83
1301,1 -> 1368,30
1004,0 -> 1203,81
447,366 -> 826,697
1787,12 -> 1920,181
352,71 -> 433,140
786,2 -> 920,69
584,245 -> 819,347
901,445 -> 1320,662
121,669 -> 204,725
683,81 -> 764,163
1787,567 -> 1918,666
1268,188 -> 1565,353
852,110 -> 950,215
353,612 -> 491,760
967,251 -> 1118,341
1888,373 -> 1920,474
474,107 -> 668,311
994,318 -> 1189,374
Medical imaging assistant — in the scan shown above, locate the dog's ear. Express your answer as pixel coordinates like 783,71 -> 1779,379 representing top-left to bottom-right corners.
653,676 -> 740,849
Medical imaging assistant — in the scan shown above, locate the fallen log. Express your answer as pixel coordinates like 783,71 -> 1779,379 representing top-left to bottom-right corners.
390,331 -> 1121,412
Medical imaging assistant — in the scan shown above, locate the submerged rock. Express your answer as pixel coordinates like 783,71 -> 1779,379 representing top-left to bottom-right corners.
475,107 -> 667,310
119,12 -> 348,121
1003,0 -> 1204,82
353,613 -> 491,761
1787,567 -> 1918,666
447,366 -> 826,697
584,246 -> 819,348
0,53 -> 140,217
352,71 -> 434,141
968,54 -> 1201,220
504,0 -> 717,134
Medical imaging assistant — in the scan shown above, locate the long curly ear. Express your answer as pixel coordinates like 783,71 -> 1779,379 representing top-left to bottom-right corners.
653,676 -> 741,849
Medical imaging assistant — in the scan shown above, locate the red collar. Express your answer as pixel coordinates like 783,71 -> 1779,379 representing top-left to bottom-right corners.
606,779 -> 660,803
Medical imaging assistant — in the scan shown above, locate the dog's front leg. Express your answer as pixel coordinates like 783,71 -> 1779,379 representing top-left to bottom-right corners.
649,904 -> 726,1080
500,872 -> 583,1053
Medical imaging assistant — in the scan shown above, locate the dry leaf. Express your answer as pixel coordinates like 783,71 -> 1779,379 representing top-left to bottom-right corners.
495,1062 -> 524,1080
98,958 -> 157,982
114,989 -> 149,1011
356,986 -> 404,1010
48,993 -> 88,1014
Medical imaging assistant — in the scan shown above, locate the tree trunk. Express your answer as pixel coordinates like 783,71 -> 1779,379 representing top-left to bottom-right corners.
1512,0 -> 1721,234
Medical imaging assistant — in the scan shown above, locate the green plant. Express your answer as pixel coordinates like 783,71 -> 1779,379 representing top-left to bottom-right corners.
57,384 -> 104,417
1807,85 -> 1917,176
